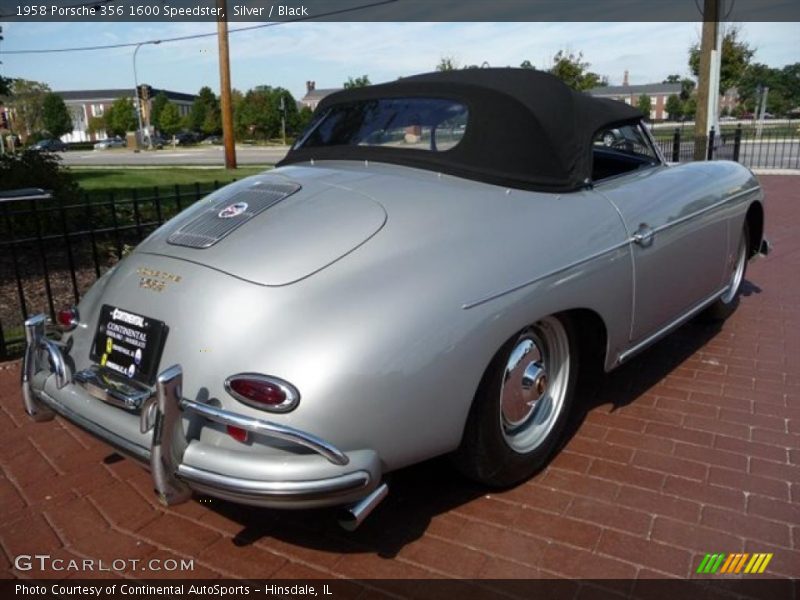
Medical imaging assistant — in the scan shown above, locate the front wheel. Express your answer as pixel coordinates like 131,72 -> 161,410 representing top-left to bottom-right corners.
704,226 -> 749,321
453,315 -> 578,487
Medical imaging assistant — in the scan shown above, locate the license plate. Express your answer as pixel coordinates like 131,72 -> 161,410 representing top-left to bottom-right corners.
91,305 -> 169,386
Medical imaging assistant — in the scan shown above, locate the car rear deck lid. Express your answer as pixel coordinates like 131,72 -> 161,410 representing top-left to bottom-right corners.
167,181 -> 301,249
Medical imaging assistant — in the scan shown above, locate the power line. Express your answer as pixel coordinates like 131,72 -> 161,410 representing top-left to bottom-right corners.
0,0 -> 398,54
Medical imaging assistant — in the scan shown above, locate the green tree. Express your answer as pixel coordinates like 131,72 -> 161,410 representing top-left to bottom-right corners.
680,78 -> 696,101
159,102 -> 183,137
520,59 -> 535,69
149,92 -> 169,131
689,26 -> 755,95
6,79 -> 51,139
231,88 -> 246,139
663,74 -> 682,83
637,94 -> 652,118
436,56 -> 459,72
343,75 -> 371,89
236,88 -> 277,140
738,62 -> 799,116
549,50 -> 604,91
296,105 -> 314,133
41,93 -> 73,139
683,96 -> 697,118
234,86 -> 299,140
188,86 -> 220,133
202,109 -> 221,136
665,94 -> 683,120
0,76 -> 12,97
104,97 -> 137,136
87,116 -> 105,136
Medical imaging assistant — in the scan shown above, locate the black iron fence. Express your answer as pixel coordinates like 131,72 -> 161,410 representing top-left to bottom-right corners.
651,123 -> 800,170
0,180 -> 229,359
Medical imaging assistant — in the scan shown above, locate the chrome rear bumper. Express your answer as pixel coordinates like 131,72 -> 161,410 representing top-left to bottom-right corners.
21,314 -> 379,510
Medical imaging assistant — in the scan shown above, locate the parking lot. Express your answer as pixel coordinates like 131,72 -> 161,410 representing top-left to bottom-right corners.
0,175 -> 798,587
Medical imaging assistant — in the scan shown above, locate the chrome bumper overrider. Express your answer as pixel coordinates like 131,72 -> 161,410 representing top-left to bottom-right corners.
21,314 -> 379,511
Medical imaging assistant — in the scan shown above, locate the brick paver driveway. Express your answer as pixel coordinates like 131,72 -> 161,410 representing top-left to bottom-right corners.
1,176 -> 798,582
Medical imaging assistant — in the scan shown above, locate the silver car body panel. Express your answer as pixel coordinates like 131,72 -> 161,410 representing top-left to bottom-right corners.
22,157 -> 763,508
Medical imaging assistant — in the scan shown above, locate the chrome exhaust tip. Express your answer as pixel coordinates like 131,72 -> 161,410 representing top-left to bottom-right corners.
338,482 -> 389,531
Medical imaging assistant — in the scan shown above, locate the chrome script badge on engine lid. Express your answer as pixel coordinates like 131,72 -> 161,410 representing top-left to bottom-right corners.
90,305 -> 169,386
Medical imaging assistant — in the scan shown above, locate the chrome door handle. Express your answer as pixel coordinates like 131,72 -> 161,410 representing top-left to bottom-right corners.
632,224 -> 655,247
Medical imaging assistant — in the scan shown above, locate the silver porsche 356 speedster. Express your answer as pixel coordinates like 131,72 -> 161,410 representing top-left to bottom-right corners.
21,69 -> 768,529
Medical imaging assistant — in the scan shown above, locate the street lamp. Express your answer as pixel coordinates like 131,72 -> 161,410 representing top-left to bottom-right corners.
133,40 -> 161,149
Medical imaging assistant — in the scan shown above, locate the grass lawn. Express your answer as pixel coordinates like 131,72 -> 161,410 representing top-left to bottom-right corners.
70,167 -> 270,191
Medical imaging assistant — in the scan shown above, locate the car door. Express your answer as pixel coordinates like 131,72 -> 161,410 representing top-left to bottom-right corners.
593,125 -> 728,343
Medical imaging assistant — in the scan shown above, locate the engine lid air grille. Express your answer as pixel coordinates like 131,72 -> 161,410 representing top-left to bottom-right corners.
167,181 -> 301,249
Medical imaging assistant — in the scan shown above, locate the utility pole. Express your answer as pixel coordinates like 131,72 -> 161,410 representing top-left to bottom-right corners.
694,0 -> 721,160
217,0 -> 237,169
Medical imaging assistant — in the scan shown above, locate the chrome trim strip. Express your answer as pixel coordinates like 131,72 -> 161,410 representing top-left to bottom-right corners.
181,397 -> 350,466
462,241 -> 630,310
616,287 -> 725,365
177,464 -> 370,499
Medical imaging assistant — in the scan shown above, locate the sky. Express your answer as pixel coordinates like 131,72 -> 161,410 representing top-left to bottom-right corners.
0,21 -> 797,100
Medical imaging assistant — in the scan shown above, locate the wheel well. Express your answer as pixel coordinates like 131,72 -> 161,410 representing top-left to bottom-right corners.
560,308 -> 608,382
745,201 -> 764,258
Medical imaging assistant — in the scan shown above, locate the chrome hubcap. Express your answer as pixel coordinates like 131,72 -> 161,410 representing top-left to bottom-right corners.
721,233 -> 747,304
499,317 -> 570,453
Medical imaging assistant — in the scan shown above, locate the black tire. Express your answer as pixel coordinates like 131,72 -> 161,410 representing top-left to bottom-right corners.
704,225 -> 749,321
453,315 -> 579,488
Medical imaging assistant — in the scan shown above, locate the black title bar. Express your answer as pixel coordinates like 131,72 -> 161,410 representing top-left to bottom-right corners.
1,0 -> 799,22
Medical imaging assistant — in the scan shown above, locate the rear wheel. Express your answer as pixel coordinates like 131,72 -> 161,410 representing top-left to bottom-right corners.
705,226 -> 749,321
454,315 -> 578,487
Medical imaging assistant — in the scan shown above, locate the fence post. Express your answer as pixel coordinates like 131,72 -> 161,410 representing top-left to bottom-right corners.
84,192 -> 101,279
58,198 -> 80,304
2,200 -> 29,320
707,127 -> 716,161
733,124 -> 742,163
30,197 -> 56,320
0,319 -> 6,360
132,188 -> 144,241
109,190 -> 124,260
672,127 -> 681,163
174,184 -> 182,213
153,186 -> 163,225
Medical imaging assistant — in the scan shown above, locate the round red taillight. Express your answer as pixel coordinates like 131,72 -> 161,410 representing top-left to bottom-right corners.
224,374 -> 299,413
55,306 -> 79,331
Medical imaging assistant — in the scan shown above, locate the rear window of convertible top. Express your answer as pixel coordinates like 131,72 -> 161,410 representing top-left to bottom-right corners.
295,98 -> 469,152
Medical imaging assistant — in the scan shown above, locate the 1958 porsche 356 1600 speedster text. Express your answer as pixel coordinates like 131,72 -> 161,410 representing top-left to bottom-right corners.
21,69 -> 768,529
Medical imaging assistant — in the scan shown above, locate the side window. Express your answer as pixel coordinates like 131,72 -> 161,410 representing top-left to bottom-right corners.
592,123 -> 659,181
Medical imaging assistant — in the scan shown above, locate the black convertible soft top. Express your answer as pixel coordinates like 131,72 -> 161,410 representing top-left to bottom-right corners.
278,68 -> 643,193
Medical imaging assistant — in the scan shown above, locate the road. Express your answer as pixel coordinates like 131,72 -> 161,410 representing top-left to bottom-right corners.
58,144 -> 290,167
64,140 -> 799,170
